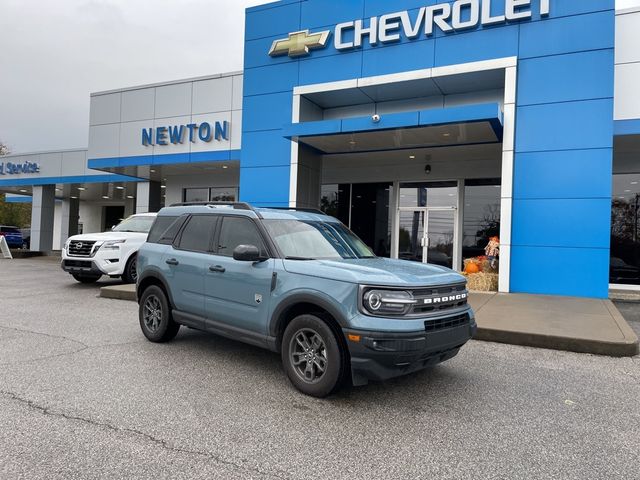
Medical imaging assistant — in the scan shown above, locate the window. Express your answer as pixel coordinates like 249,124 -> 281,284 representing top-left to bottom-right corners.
217,217 -> 266,257
263,220 -> 374,260
610,173 -> 640,285
147,215 -> 187,244
462,179 -> 501,260
183,187 -> 238,203
177,215 -> 216,252
112,215 -> 156,234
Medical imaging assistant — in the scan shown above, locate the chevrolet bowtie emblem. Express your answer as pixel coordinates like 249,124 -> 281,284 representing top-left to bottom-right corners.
269,30 -> 331,58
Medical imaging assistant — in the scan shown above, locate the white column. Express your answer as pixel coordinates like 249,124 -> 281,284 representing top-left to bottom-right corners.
135,182 -> 162,213
30,185 -> 56,252
60,197 -> 79,248
124,197 -> 136,218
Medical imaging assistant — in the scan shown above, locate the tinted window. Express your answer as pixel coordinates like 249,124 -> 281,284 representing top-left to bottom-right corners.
147,216 -> 186,244
177,215 -> 216,252
217,217 -> 266,257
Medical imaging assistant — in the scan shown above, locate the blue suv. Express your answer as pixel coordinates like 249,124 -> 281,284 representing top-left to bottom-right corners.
137,203 -> 476,397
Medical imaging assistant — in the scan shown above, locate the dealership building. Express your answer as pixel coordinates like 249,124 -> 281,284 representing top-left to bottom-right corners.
1,0 -> 639,299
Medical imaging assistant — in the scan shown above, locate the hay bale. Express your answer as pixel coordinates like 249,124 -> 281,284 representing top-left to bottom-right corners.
463,272 -> 499,292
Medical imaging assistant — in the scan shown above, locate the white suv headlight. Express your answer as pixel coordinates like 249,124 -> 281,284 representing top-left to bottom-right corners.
100,239 -> 126,251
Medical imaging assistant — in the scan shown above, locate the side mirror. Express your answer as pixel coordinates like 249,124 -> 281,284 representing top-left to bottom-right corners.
233,244 -> 263,262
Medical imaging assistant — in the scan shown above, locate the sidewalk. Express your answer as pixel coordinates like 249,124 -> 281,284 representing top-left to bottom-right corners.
100,285 -> 640,357
470,292 -> 639,357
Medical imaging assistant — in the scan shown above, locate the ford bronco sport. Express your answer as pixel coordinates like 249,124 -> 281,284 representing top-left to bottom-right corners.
136,202 -> 476,397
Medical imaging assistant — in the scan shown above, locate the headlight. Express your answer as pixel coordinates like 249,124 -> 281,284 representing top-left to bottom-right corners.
100,239 -> 126,251
362,289 -> 417,316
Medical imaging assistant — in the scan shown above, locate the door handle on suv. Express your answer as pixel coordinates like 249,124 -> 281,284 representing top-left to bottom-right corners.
209,265 -> 226,273
165,258 -> 179,266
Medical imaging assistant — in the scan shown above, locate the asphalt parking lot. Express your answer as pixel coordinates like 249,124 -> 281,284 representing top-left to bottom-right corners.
1,257 -> 638,479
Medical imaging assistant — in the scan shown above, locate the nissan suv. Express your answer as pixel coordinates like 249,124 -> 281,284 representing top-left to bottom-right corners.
136,203 -> 476,397
61,213 -> 157,284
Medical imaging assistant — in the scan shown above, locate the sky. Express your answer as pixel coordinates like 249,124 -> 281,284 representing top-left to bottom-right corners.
0,0 -> 269,154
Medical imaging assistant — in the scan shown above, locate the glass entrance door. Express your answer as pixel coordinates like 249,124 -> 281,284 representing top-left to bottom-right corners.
397,207 -> 456,268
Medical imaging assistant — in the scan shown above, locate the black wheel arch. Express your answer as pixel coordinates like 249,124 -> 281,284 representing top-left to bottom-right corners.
137,271 -> 175,308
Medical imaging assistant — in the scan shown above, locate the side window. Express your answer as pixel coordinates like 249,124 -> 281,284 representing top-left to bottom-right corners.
217,217 -> 266,257
176,215 -> 216,252
147,216 -> 186,244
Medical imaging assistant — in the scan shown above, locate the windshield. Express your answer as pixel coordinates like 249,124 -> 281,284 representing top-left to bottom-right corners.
112,216 -> 155,234
263,219 -> 374,260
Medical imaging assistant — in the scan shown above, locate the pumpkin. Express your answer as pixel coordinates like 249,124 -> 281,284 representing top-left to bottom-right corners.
465,262 -> 480,274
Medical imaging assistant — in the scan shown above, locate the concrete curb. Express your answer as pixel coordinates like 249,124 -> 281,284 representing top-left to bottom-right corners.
100,285 -> 136,301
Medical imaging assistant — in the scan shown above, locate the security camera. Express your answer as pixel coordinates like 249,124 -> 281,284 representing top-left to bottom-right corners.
372,114 -> 381,123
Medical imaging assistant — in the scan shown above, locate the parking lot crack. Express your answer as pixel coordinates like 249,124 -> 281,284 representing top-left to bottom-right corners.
0,390 -> 292,480
0,325 -> 90,350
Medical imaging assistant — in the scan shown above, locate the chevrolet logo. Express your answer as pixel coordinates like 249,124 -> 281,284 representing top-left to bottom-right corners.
269,30 -> 331,58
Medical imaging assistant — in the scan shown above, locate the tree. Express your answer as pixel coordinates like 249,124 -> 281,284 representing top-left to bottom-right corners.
0,141 -> 31,228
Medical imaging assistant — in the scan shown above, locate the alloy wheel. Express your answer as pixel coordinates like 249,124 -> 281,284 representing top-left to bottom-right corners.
289,328 -> 328,384
143,294 -> 162,333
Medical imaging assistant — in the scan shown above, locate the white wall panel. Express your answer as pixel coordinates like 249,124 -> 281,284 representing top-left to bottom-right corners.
615,62 -> 640,120
616,11 -> 640,64
155,83 -> 192,119
88,124 -> 120,159
90,93 -> 121,126
232,75 -> 244,111
192,77 -> 233,114
120,121 -> 156,158
121,88 -> 155,122
152,116 -> 192,156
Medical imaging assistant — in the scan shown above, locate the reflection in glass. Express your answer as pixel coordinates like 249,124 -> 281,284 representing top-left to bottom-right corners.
610,173 -> 640,285
399,182 -> 457,208
463,180 -> 501,260
427,210 -> 454,268
398,210 -> 425,262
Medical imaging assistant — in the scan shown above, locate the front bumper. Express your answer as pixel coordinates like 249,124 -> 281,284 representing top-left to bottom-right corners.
61,259 -> 105,277
344,313 -> 477,386
61,252 -> 124,277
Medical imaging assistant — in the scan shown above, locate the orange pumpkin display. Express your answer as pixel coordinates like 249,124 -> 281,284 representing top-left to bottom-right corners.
465,262 -> 480,274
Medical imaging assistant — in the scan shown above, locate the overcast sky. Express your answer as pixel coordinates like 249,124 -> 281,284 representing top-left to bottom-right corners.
0,0 -> 268,154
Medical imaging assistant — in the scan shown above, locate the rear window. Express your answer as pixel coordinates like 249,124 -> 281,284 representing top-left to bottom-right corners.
0,227 -> 20,234
147,216 -> 187,244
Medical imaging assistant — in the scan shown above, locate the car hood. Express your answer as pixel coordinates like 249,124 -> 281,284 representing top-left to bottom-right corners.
66,231 -> 147,243
283,257 -> 465,287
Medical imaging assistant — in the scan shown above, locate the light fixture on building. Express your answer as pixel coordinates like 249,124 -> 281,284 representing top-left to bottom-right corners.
126,195 -> 135,199
425,165 -> 432,175
19,189 -> 27,193
632,181 -> 639,185
78,187 -> 86,191
150,169 -> 156,173
409,155 -> 416,159
160,185 -> 166,189
102,196 -> 109,199
116,186 -> 124,190
71,196 -> 78,199
443,132 -> 451,137
222,165 -> 228,169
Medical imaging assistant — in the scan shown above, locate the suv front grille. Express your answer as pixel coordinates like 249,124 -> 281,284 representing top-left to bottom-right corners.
425,313 -> 470,332
409,283 -> 468,315
68,240 -> 96,257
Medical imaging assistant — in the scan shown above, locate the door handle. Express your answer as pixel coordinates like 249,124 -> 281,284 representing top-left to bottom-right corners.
165,258 -> 179,266
209,265 -> 226,273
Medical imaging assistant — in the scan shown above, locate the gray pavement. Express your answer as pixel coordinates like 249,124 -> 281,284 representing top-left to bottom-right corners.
0,257 -> 639,479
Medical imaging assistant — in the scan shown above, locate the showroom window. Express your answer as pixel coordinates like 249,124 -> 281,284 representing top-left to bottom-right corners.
183,187 -> 237,203
610,173 -> 640,286
321,183 -> 392,257
462,179 -> 501,260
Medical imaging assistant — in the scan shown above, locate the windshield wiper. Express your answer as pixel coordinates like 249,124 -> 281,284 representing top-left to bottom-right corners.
284,256 -> 316,261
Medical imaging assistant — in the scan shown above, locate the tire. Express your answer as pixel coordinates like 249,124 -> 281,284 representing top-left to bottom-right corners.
72,274 -> 101,284
281,314 -> 346,398
139,285 -> 180,343
122,254 -> 138,284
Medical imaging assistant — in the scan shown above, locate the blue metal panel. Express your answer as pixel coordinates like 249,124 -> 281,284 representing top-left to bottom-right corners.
244,63 -> 300,97
241,131 -> 291,168
282,119 -> 343,139
244,36 -> 298,69
246,0 -> 299,14
434,25 -> 519,67
419,103 -> 502,127
343,111 -> 420,131
0,174 -> 142,187
88,150 -> 241,169
239,166 -> 290,204
512,198 -> 611,249
301,0 -> 364,30
298,51 -> 363,86
614,120 -> 640,136
362,38 -> 435,77
245,1 -> 301,41
530,0 -> 614,18
511,246 -> 610,298
4,196 -> 32,203
518,50 -> 614,106
514,149 -> 612,200
519,10 -> 614,59
516,99 -> 614,153
242,93 -> 293,133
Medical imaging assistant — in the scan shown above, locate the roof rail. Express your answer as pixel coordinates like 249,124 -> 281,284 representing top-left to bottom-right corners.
168,201 -> 262,218
267,207 -> 326,215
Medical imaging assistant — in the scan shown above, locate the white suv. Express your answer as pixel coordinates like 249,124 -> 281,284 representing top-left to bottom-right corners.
61,213 -> 157,284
